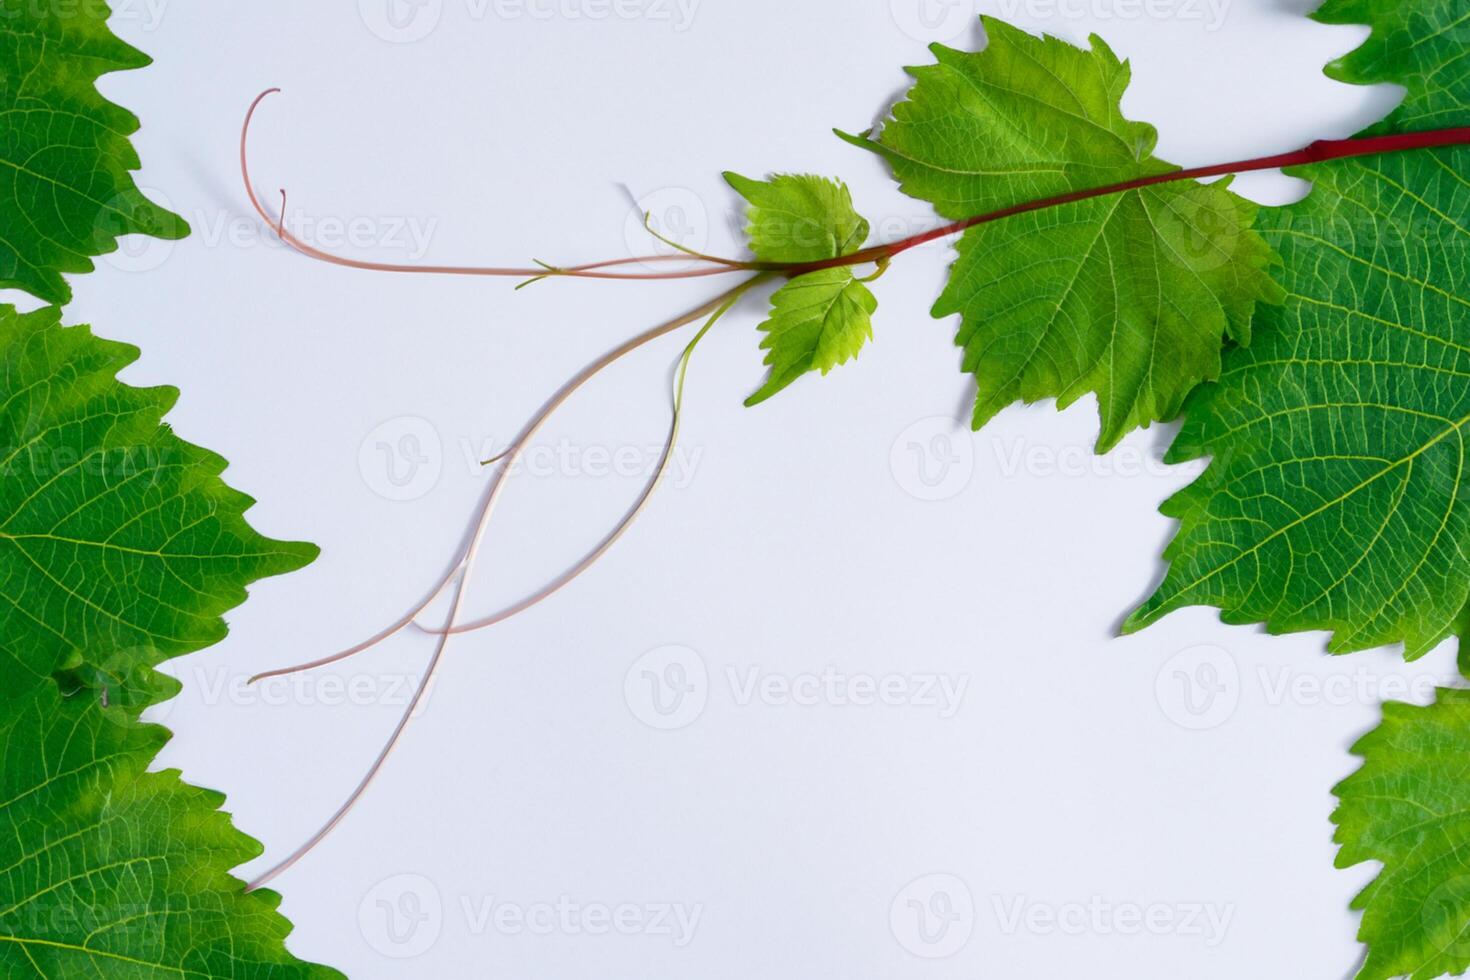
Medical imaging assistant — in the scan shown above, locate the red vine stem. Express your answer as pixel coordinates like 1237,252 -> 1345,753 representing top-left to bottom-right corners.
242,87 -> 1470,284
787,127 -> 1470,274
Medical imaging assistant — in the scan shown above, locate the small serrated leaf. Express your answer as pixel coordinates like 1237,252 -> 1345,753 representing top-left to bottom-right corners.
727,172 -> 879,403
745,268 -> 877,406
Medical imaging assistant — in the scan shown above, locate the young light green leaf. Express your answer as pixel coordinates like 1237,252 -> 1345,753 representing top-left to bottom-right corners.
0,4 -> 189,305
0,675 -> 342,978
0,305 -> 318,711
723,172 -> 869,264
1332,689 -> 1470,980
1124,0 -> 1470,657
726,173 -> 879,403
840,17 -> 1282,451
745,267 -> 877,406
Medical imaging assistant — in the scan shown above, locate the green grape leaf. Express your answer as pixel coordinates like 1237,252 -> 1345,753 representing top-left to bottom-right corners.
0,304 -> 318,709
723,171 -> 869,264
1124,0 -> 1470,657
745,267 -> 877,406
1315,0 -> 1469,132
0,2 -> 189,305
840,16 -> 1282,451
726,172 -> 879,404
0,304 -> 335,975
0,676 -> 342,978
1332,689 -> 1470,980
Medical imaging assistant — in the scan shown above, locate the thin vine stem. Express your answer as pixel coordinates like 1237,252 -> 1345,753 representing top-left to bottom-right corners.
243,87 -> 1470,286
241,116 -> 1470,679
241,88 -> 749,282
411,277 -> 753,637
243,275 -> 764,892
247,273 -> 769,685
235,93 -> 1470,888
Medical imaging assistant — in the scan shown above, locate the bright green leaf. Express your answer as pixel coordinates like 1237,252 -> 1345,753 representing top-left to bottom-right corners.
841,17 -> 1282,450
0,1 -> 189,305
1124,0 -> 1470,657
0,304 -> 318,708
726,173 -> 879,403
1332,689 -> 1470,980
723,172 -> 869,264
745,267 -> 877,406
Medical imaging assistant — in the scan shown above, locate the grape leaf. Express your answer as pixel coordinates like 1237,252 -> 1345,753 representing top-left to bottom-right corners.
0,1 -> 189,305
725,172 -> 878,405
743,267 -> 878,406
0,304 -> 336,975
1332,689 -> 1470,980
0,305 -> 318,708
1124,0 -> 1470,658
724,171 -> 869,264
839,16 -> 1282,451
0,676 -> 342,978
1315,0 -> 1469,132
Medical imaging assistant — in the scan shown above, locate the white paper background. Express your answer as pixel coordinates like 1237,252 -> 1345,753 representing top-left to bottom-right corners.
7,0 -> 1448,976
